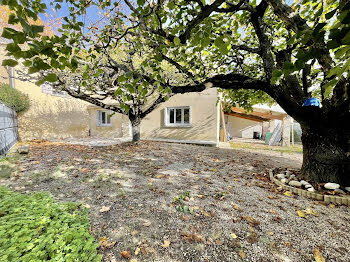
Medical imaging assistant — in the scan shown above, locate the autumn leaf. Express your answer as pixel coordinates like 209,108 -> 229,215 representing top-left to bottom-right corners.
304,208 -> 319,216
120,250 -> 131,259
314,248 -> 326,262
231,233 -> 238,239
297,210 -> 306,218
239,249 -> 246,259
284,191 -> 293,196
241,216 -> 260,226
161,240 -> 171,248
134,247 -> 140,255
100,206 -> 110,213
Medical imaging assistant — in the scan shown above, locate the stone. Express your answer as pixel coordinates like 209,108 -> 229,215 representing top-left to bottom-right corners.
17,145 -> 30,154
281,178 -> 288,184
300,180 -> 308,186
334,188 -> 345,194
345,187 -> 350,193
288,180 -> 302,187
307,187 -> 315,192
289,174 -> 296,179
285,170 -> 292,176
324,183 -> 340,190
304,184 -> 313,189
276,173 -> 285,179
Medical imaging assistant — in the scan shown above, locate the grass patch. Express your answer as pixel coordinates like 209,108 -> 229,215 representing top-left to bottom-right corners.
0,187 -> 100,261
230,142 -> 303,154
0,164 -> 15,179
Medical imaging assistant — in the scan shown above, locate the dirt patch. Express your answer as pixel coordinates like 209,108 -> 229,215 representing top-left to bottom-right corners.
1,141 -> 349,262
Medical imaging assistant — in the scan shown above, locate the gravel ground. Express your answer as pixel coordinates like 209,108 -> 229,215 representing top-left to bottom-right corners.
1,141 -> 349,262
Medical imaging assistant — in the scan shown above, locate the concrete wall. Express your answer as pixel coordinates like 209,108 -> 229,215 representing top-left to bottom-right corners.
141,89 -> 218,143
0,43 -> 90,140
88,107 -> 124,138
226,115 -> 262,139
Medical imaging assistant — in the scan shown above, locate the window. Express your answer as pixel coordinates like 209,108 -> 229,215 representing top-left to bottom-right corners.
165,106 -> 191,127
97,110 -> 112,126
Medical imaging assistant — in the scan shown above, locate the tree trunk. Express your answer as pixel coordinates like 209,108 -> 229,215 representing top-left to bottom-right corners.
130,116 -> 141,143
300,124 -> 350,186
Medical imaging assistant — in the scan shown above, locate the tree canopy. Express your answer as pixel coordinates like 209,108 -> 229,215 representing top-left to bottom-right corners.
1,0 -> 350,184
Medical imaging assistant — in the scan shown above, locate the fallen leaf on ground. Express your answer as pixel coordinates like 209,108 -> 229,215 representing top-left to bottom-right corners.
156,174 -> 166,179
329,204 -> 335,208
246,232 -> 258,244
284,191 -> 293,196
239,249 -> 246,259
143,221 -> 151,227
231,233 -> 238,239
120,250 -> 131,259
297,210 -> 306,218
314,248 -> 326,262
268,231 -> 274,236
231,202 -> 242,211
101,240 -> 116,249
100,206 -> 110,213
304,208 -> 319,216
130,259 -> 137,262
80,168 -> 89,173
241,216 -> 260,226
161,240 -> 171,248
84,204 -> 91,209
285,241 -> 292,247
181,232 -> 205,243
135,247 -> 140,255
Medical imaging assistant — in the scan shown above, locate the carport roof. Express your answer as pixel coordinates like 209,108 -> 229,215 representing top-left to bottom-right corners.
224,104 -> 287,122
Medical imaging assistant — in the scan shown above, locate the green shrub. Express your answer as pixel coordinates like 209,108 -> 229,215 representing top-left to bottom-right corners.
0,84 -> 30,113
0,187 -> 101,262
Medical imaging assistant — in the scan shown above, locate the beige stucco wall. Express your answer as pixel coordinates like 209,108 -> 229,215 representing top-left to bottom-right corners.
226,115 -> 262,138
88,107 -> 125,138
0,43 -> 90,140
141,88 -> 218,142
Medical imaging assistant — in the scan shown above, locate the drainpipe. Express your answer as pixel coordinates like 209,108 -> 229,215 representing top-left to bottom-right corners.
9,67 -> 15,88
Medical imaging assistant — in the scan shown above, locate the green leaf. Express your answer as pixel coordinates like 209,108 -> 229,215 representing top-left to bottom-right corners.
117,75 -> 126,83
2,59 -> 18,67
174,37 -> 181,45
137,0 -> 145,6
44,73 -> 58,82
22,60 -> 32,67
272,70 -> 283,78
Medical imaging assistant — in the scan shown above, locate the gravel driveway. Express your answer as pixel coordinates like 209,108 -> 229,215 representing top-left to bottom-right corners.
1,141 -> 349,262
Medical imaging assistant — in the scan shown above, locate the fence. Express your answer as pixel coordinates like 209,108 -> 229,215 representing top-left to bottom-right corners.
0,102 -> 18,156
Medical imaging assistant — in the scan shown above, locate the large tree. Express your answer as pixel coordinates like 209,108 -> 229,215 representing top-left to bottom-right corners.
1,0 -> 349,185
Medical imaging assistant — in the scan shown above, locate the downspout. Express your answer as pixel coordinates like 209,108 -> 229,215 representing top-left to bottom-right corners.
216,90 -> 222,146
9,67 -> 15,88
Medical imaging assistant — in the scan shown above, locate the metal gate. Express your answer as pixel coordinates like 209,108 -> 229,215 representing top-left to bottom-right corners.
0,102 -> 18,156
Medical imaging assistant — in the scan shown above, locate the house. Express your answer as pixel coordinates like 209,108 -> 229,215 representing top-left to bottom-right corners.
0,41 -> 90,140
0,41 -> 291,146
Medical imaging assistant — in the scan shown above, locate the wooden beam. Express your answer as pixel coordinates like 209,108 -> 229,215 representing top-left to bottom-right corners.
229,107 -> 286,120
224,112 -> 267,122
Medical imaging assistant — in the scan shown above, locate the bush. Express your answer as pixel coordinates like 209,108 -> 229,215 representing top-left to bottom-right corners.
0,84 -> 30,113
0,187 -> 101,262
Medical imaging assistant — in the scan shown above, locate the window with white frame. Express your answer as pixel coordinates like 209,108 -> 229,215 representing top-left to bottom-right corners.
165,106 -> 191,127
97,110 -> 112,126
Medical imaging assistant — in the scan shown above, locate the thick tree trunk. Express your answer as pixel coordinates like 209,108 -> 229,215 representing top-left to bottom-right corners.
129,115 -> 141,143
300,124 -> 350,186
